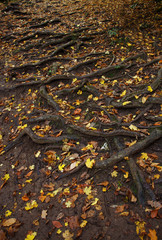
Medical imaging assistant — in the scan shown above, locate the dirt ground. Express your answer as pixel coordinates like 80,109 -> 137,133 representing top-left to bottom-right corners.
0,0 -> 162,239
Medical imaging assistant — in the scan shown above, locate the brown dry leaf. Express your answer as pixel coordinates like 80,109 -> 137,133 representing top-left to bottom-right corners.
97,181 -> 109,186
87,209 -> 95,218
52,221 -> 63,228
147,200 -> 162,209
148,229 -> 157,240
2,218 -> 16,227
41,210 -> 47,219
0,230 -> 6,240
25,171 -> 33,178
66,194 -> 78,208
56,212 -> 64,220
65,216 -> 79,229
115,205 -> 125,213
150,209 -> 158,219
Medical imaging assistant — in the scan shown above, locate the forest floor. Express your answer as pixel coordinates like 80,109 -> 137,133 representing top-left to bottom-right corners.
0,0 -> 162,239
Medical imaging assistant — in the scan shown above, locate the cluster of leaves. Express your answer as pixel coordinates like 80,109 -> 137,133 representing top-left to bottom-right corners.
85,0 -> 161,28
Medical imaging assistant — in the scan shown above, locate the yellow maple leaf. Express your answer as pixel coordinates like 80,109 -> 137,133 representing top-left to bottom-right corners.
57,229 -> 62,234
2,174 -> 10,181
93,97 -> 98,101
65,201 -> 72,208
122,101 -> 131,106
141,152 -> 148,160
25,200 -> 38,211
80,220 -> 87,228
77,90 -> 82,95
135,221 -> 146,240
87,94 -> 93,100
85,158 -> 95,168
84,186 -> 92,195
72,78 -> 77,83
129,124 -> 138,131
120,90 -> 126,97
58,163 -> 65,172
102,187 -> 107,192
5,210 -> 12,217
111,170 -> 118,177
148,86 -> 153,92
25,232 -> 37,240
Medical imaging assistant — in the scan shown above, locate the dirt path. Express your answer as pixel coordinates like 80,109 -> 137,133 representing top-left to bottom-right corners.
0,0 -> 162,239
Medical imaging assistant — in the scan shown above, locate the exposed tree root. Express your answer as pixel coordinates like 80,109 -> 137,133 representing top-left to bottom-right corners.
95,128 -> 162,168
2,127 -> 79,154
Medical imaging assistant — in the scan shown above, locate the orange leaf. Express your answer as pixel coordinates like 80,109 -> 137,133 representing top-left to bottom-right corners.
25,171 -> 33,178
148,229 -> 157,240
56,130 -> 63,137
22,194 -> 30,202
97,181 -> 109,186
73,108 -> 82,115
150,209 -> 158,219
52,221 -> 63,228
38,195 -> 46,202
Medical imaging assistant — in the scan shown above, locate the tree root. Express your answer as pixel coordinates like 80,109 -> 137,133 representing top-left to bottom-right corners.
68,58 -> 99,72
122,68 -> 162,102
95,127 -> 162,168
1,127 -> 79,155
39,86 -> 60,110
69,124 -> 144,138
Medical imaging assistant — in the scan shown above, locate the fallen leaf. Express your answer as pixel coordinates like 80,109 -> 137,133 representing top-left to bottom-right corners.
115,205 -> 125,213
2,218 -> 16,227
147,200 -> 162,209
135,221 -> 146,240
0,230 -> 6,240
97,181 -> 109,186
122,101 -> 131,106
62,229 -> 74,240
2,174 -> 10,181
148,86 -> 153,92
120,211 -> 129,216
25,231 -> 37,240
80,220 -> 87,228
84,186 -> 92,195
73,108 -> 82,115
148,229 -> 157,240
41,210 -> 47,219
150,209 -> 158,218
65,216 -> 79,229
111,170 -> 118,177
91,198 -> 99,205
25,200 -> 38,211
85,158 -> 95,168
5,210 -> 12,217
52,221 -> 63,228
65,201 -> 72,208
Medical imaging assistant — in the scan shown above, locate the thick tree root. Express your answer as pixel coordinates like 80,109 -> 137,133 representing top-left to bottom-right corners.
39,86 -> 60,110
95,128 -> 162,168
1,127 -> 79,155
